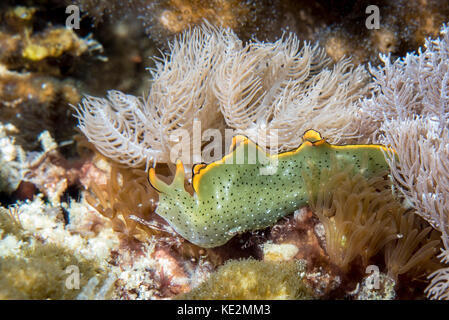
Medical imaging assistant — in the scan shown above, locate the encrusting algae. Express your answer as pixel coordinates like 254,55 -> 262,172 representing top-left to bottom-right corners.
0,198 -> 116,299
178,258 -> 313,300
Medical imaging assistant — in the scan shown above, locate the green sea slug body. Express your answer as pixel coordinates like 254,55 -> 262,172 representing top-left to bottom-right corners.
149,130 -> 394,248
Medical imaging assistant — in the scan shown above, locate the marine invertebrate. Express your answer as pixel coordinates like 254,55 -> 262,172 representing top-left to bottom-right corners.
84,157 -> 161,242
379,117 -> 449,296
75,24 -> 227,168
426,264 -> 449,300
213,33 -> 371,151
384,212 -> 440,280
149,130 -> 394,248
305,158 -> 441,278
361,24 -> 449,299
78,141 -> 213,263
75,24 -> 372,169
304,162 -> 397,271
178,258 -> 312,300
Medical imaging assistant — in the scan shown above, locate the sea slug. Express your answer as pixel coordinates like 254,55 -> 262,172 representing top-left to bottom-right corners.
149,130 -> 394,248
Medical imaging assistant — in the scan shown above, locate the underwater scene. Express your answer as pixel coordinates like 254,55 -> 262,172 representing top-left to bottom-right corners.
0,0 -> 449,301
